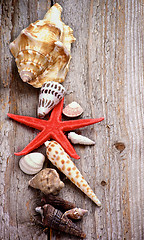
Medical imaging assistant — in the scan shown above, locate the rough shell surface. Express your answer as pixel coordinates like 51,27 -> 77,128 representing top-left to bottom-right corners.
45,140 -> 101,206
29,168 -> 64,195
19,152 -> 45,175
62,101 -> 83,117
41,194 -> 76,211
38,81 -> 66,118
63,208 -> 88,220
9,3 -> 75,88
35,204 -> 86,238
68,132 -> 95,145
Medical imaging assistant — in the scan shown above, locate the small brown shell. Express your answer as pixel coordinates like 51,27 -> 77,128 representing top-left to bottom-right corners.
29,168 -> 64,195
41,194 -> 76,211
62,101 -> 83,117
35,204 -> 86,238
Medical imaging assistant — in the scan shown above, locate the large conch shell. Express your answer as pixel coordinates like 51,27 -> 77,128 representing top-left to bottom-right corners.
9,3 -> 75,88
45,140 -> 101,206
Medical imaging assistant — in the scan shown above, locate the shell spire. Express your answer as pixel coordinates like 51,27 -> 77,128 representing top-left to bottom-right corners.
9,3 -> 75,88
45,140 -> 101,206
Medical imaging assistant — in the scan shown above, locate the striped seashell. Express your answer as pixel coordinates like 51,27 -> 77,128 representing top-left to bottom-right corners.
19,152 -> 45,175
38,81 -> 66,118
45,140 -> 101,206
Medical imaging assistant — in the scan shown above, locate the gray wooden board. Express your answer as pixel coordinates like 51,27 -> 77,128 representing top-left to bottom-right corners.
0,0 -> 144,239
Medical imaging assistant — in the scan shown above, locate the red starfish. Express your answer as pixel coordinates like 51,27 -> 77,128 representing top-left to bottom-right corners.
7,98 -> 104,159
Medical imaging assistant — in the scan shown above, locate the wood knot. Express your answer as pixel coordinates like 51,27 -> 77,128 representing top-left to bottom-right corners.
101,180 -> 107,186
114,142 -> 125,153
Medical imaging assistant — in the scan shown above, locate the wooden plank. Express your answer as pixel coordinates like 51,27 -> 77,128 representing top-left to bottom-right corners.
0,0 -> 144,240
0,1 -> 51,239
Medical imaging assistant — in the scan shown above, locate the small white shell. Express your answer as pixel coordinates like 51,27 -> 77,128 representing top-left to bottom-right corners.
19,152 -> 45,175
38,81 -> 66,118
63,208 -> 88,220
62,101 -> 83,117
68,132 -> 95,145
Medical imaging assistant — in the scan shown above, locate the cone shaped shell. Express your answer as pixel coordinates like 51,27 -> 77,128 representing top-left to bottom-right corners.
45,140 -> 101,206
62,102 -> 83,117
19,152 -> 45,175
29,168 -> 64,195
38,81 -> 66,118
36,204 -> 86,238
9,3 -> 75,88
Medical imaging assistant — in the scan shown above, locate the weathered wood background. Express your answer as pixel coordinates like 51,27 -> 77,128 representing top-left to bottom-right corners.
0,0 -> 144,239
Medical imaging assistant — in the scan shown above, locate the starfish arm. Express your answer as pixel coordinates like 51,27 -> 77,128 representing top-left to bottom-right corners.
62,117 -> 104,131
7,113 -> 46,131
52,131 -> 80,159
14,130 -> 51,156
49,98 -> 64,121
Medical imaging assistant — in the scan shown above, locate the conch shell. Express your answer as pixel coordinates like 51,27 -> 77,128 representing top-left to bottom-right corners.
19,152 -> 45,175
35,204 -> 86,238
29,168 -> 64,195
45,140 -> 101,206
9,3 -> 75,88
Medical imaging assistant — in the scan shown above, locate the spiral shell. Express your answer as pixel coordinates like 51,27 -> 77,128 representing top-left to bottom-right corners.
35,204 -> 86,238
45,140 -> 101,206
38,81 -> 66,118
29,168 -> 64,195
19,152 -> 45,175
9,3 -> 75,88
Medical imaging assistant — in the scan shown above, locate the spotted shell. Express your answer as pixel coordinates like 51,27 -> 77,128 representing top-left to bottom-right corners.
38,81 -> 65,118
19,152 -> 45,175
9,3 -> 75,88
45,140 -> 101,206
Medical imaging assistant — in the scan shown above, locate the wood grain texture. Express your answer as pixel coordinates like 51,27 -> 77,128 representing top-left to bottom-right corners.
0,0 -> 144,239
